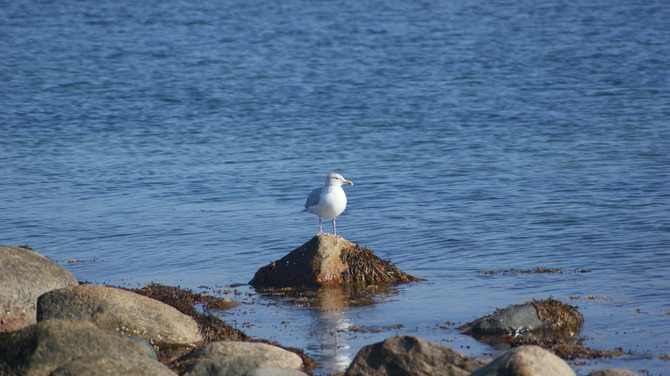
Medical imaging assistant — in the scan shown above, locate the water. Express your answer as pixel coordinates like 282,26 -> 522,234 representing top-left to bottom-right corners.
2,0 -> 669,374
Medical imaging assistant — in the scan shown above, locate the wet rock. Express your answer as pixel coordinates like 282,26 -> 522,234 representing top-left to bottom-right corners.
344,335 -> 488,376
37,284 -> 203,344
242,367 -> 309,376
0,318 -> 159,376
470,345 -> 575,376
49,352 -> 176,376
181,341 -> 304,376
250,234 -> 422,288
0,245 -> 78,332
461,298 -> 583,336
587,369 -> 640,376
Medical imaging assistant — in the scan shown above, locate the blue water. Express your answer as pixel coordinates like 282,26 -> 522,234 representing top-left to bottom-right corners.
2,0 -> 669,374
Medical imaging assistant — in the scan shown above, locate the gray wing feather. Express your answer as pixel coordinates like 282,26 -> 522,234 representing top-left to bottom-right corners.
304,187 -> 323,209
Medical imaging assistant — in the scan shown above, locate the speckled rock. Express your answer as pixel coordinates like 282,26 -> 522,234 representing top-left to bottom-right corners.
470,345 -> 576,376
587,369 -> 640,376
0,245 -> 78,332
345,335 -> 488,376
0,319 -> 158,376
37,284 -> 203,344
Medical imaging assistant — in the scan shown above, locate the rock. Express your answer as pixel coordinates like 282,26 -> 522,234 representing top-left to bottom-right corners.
470,345 -> 576,376
344,335 -> 488,376
250,234 -> 422,288
37,284 -> 203,344
242,367 -> 309,376
462,298 -> 583,336
0,245 -> 78,332
587,370 -> 640,376
49,352 -> 176,376
0,318 -> 159,376
182,341 -> 304,376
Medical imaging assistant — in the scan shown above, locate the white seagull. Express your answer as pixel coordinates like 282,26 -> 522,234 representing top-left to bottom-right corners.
303,173 -> 354,235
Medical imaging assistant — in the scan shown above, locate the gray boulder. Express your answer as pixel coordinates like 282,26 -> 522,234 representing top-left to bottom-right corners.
587,370 -> 640,376
183,341 -> 304,376
0,245 -> 78,332
0,318 -> 161,376
344,335 -> 488,376
37,284 -> 203,344
470,345 -> 575,376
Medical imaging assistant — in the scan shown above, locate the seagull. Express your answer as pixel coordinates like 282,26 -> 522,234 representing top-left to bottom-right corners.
303,173 -> 353,235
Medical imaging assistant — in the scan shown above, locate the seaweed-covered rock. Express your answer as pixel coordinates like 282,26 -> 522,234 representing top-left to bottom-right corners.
0,245 -> 78,332
461,298 -> 583,336
0,319 -> 162,376
250,234 -> 422,288
37,284 -> 203,344
470,345 -> 575,376
344,335 -> 488,376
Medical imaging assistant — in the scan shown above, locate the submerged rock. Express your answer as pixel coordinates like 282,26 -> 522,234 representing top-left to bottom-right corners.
0,245 -> 78,332
470,345 -> 576,376
250,234 -> 422,288
344,335 -> 488,376
37,284 -> 203,344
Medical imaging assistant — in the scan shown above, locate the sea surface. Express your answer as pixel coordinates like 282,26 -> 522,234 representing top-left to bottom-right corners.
2,0 -> 669,374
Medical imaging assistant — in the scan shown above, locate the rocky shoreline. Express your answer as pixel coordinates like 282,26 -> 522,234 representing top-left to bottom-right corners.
0,241 -> 642,375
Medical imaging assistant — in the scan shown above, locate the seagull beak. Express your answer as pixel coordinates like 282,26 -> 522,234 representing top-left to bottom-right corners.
344,180 -> 353,186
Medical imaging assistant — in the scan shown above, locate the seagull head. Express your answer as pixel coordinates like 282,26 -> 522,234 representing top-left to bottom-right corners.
326,173 -> 353,187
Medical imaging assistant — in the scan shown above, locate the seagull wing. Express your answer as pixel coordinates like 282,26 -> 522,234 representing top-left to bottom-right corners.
304,187 -> 323,210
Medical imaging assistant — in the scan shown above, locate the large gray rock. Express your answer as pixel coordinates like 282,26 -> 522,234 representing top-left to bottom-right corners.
0,245 -> 78,332
183,341 -> 304,376
0,318 -> 162,376
37,284 -> 203,344
470,345 -> 576,376
344,335 -> 488,376
587,370 -> 640,376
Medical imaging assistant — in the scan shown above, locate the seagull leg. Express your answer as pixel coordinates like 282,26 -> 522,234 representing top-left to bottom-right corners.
319,217 -> 323,234
332,217 -> 337,236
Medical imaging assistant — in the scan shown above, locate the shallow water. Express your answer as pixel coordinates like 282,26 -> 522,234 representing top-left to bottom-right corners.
2,0 -> 669,374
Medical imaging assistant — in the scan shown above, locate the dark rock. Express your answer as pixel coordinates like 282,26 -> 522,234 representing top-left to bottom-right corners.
587,369 -> 640,376
344,335 -> 488,376
0,245 -> 78,332
250,234 -> 423,288
37,284 -> 203,344
181,341 -> 304,376
0,318 -> 158,376
461,298 -> 583,336
470,345 -> 575,376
